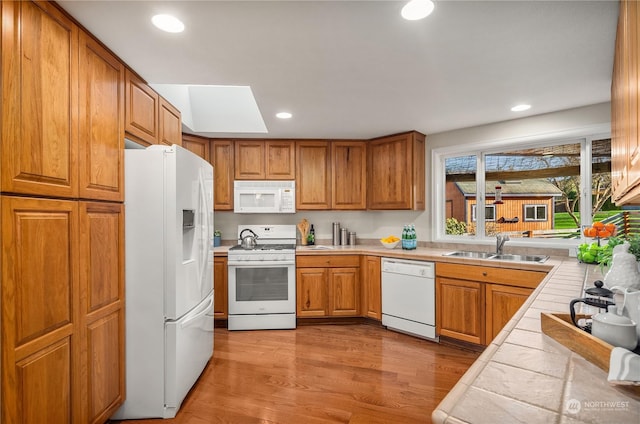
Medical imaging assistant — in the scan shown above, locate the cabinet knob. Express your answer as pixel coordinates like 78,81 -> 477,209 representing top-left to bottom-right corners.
482,272 -> 488,276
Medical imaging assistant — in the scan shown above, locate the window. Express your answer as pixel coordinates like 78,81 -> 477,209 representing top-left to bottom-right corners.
524,204 -> 547,221
471,204 -> 496,221
437,134 -> 611,244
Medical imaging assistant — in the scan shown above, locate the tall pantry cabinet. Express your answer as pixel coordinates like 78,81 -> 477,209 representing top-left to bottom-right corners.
1,1 -> 125,423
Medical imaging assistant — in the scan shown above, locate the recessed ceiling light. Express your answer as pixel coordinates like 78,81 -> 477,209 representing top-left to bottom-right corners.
276,112 -> 292,119
401,0 -> 435,21
151,14 -> 184,33
511,104 -> 531,112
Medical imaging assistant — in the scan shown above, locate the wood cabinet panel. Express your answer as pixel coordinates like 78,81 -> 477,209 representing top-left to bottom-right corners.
329,268 -> 360,316
159,97 -> 182,147
296,141 -> 331,210
436,277 -> 485,345
211,140 -> 234,211
297,255 -> 360,268
436,262 -> 545,289
125,69 -> 159,146
367,131 -> 425,210
79,201 -> 125,424
17,338 -> 72,424
1,0 -> 79,198
485,284 -> 532,343
332,141 -> 367,209
612,0 -> 640,204
266,141 -> 296,179
182,134 -> 210,161
297,268 -> 329,317
86,311 -> 124,423
214,257 -> 228,318
235,141 -> 265,179
1,196 -> 79,423
361,256 -> 381,320
78,30 -> 124,202
80,202 -> 123,314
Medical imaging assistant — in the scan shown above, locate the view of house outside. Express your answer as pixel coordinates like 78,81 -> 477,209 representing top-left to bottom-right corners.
443,138 -> 636,240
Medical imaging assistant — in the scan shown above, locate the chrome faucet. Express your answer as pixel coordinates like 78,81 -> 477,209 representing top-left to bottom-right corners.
496,233 -> 510,255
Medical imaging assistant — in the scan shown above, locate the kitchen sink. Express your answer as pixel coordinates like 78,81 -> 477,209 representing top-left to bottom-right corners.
489,254 -> 549,263
442,251 -> 495,259
442,251 -> 549,263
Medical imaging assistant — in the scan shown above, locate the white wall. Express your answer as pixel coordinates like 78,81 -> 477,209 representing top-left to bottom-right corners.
214,102 -> 611,244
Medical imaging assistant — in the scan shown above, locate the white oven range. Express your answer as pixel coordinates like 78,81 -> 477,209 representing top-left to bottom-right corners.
227,225 -> 296,330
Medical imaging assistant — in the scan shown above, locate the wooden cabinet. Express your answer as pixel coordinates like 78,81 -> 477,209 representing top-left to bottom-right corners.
235,140 -> 295,180
1,196 -> 79,424
211,139 -> 235,211
367,131 -> 425,210
159,97 -> 182,147
436,277 -> 486,345
1,197 -> 125,424
612,0 -> 640,204
332,141 -> 367,209
78,31 -> 125,202
266,141 -> 296,179
436,262 -> 545,346
182,134 -> 211,161
79,201 -> 125,423
361,256 -> 381,320
485,283 -> 533,342
124,69 -> 159,146
296,141 -> 332,210
296,255 -> 360,317
1,4 -> 126,421
214,257 -> 228,319
235,140 -> 265,179
1,0 -> 79,199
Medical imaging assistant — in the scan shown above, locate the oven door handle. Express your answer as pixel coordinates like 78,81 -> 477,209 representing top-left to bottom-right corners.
228,260 -> 295,267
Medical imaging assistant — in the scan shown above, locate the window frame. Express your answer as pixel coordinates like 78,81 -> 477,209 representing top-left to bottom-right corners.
432,126 -> 610,249
471,204 -> 496,222
523,204 -> 548,222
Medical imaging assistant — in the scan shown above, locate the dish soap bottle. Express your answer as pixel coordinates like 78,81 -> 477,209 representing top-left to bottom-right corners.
307,224 -> 315,246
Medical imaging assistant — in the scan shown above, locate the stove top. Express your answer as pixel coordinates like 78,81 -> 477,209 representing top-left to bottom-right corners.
229,243 -> 296,252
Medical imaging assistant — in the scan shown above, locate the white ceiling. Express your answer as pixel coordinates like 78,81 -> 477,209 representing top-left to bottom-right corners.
58,0 -> 618,139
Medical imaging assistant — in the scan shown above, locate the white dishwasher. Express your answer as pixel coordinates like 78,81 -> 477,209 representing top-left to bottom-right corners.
381,258 -> 437,341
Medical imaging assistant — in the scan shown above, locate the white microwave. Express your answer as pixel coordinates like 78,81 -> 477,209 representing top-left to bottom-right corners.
234,180 -> 296,213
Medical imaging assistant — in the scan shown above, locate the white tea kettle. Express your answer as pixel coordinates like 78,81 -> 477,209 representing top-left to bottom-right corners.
591,305 -> 638,350
610,286 -> 640,341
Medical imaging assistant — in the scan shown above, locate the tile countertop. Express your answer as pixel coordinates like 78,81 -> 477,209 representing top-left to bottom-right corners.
214,244 -> 640,421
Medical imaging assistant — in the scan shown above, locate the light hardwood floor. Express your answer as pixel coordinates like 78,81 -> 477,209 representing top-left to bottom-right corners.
111,324 -> 480,424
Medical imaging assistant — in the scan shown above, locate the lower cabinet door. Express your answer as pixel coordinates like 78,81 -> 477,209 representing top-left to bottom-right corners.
436,277 -> 485,345
485,283 -> 533,343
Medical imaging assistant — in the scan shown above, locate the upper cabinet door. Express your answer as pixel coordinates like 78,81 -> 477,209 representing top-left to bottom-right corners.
211,139 -> 234,211
182,134 -> 210,161
296,141 -> 331,210
235,140 -> 265,179
1,1 -> 79,198
265,141 -> 295,179
332,141 -> 367,209
78,31 -> 124,202
159,97 -> 182,147
124,69 -> 159,146
367,131 -> 425,210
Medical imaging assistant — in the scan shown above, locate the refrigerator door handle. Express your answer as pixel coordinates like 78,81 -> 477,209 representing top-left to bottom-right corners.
198,168 -> 211,295
180,296 -> 214,330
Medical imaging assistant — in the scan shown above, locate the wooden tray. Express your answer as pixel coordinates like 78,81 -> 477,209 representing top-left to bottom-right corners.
540,313 -> 640,395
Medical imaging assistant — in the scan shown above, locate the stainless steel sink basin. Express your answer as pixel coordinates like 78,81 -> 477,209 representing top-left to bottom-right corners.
489,254 -> 549,263
442,251 -> 549,263
443,251 -> 495,259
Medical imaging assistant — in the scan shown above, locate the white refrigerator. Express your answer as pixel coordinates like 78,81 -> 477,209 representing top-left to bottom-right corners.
113,144 -> 214,419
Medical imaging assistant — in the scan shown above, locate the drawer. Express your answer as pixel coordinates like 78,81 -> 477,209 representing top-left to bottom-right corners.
436,262 -> 545,289
297,255 -> 360,268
